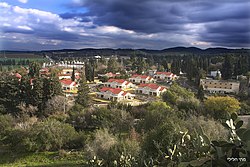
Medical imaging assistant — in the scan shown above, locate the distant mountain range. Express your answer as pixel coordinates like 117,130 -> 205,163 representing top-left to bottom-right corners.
1,47 -> 250,57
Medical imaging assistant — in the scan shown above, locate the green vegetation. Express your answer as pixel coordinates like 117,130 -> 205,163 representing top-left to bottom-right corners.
0,151 -> 85,167
0,52 -> 250,166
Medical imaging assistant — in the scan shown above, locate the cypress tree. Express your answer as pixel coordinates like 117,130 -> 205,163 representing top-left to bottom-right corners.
71,67 -> 75,81
221,55 -> 233,80
75,74 -> 90,107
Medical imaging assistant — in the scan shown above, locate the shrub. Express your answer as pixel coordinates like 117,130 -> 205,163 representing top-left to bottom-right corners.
6,119 -> 78,152
183,116 -> 228,141
204,96 -> 240,120
86,128 -> 117,160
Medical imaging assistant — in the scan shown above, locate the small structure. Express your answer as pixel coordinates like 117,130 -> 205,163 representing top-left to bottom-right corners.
136,83 -> 166,96
97,87 -> 135,101
200,79 -> 240,94
98,72 -> 119,78
210,70 -> 221,79
153,72 -> 177,81
60,79 -> 78,96
129,74 -> 154,84
39,68 -> 50,77
103,79 -> 135,89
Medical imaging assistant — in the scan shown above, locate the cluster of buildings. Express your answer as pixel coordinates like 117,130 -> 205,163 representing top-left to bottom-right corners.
97,73 -> 174,102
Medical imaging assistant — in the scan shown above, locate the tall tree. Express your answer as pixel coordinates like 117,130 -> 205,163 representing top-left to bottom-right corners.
71,67 -> 75,81
221,55 -> 233,80
85,63 -> 94,82
75,74 -> 90,107
107,57 -> 119,73
28,62 -> 41,78
0,74 -> 20,114
197,85 -> 205,101
171,59 -> 181,74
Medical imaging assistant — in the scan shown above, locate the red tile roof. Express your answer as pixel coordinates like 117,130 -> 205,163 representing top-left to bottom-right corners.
107,79 -> 126,84
138,83 -> 166,90
15,73 -> 22,79
131,74 -> 151,79
60,79 -> 76,86
100,87 -> 123,95
156,72 -> 172,75
122,92 -> 128,96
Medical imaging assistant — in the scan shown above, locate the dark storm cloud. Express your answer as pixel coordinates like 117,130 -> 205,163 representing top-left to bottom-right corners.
63,0 -> 250,47
199,20 -> 250,47
2,27 -> 34,34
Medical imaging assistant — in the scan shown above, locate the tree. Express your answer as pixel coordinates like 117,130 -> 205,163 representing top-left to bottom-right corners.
71,67 -> 75,81
75,77 -> 90,107
28,62 -> 41,78
171,59 -> 181,75
197,85 -> 205,101
107,57 -> 119,73
221,55 -> 233,80
204,96 -> 240,119
0,74 -> 21,114
85,63 -> 94,82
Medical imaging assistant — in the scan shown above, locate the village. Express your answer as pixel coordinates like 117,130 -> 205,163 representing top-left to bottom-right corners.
34,56 -> 246,108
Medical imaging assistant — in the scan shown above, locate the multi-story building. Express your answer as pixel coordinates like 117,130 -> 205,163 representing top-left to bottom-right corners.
136,83 -> 166,96
200,79 -> 240,94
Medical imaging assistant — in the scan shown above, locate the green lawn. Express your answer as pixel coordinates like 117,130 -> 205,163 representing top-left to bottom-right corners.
0,151 -> 86,167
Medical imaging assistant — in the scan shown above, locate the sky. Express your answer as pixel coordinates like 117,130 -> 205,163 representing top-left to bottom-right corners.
0,0 -> 249,50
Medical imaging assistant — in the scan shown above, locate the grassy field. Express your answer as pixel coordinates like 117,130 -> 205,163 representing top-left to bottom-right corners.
0,151 -> 85,167
0,53 -> 43,59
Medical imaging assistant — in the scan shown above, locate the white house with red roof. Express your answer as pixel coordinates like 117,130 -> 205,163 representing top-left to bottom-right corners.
154,72 -> 177,81
98,72 -> 120,78
60,79 -> 78,96
129,74 -> 154,84
97,87 -> 135,101
103,79 -> 135,89
136,83 -> 166,96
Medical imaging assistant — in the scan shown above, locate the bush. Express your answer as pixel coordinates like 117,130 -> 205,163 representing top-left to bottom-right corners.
86,128 -> 117,160
204,96 -> 240,120
0,114 -> 15,144
183,116 -> 228,141
141,121 -> 180,159
138,102 -> 172,133
176,97 -> 200,114
6,119 -> 78,152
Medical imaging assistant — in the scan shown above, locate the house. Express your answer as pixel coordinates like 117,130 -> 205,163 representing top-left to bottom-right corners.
60,79 -> 78,96
15,73 -> 22,81
136,83 -> 166,96
98,72 -> 120,78
200,79 -> 240,94
39,68 -> 50,76
58,68 -> 80,80
153,72 -> 177,81
97,87 -> 135,101
210,70 -> 221,78
129,74 -> 154,84
103,79 -> 135,89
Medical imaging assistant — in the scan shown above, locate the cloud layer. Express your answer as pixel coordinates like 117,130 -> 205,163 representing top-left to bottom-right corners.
0,0 -> 249,50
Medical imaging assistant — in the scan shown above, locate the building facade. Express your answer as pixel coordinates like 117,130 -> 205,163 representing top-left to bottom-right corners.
136,83 -> 166,96
97,87 -> 135,101
200,79 -> 240,94
129,74 -> 154,84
